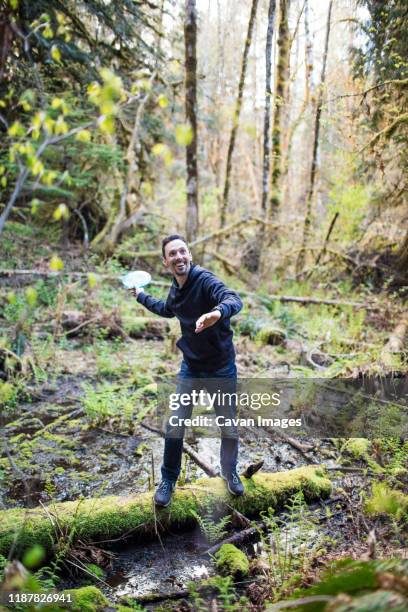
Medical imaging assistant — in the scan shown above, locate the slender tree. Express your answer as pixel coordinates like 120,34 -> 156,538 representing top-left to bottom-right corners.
268,0 -> 291,219
261,0 -> 277,214
219,0 -> 259,232
281,0 -> 313,182
184,0 -> 199,242
296,0 -> 333,273
244,0 -> 276,273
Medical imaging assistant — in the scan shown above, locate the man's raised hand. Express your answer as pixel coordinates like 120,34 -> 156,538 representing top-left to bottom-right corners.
195,310 -> 221,333
129,287 -> 144,298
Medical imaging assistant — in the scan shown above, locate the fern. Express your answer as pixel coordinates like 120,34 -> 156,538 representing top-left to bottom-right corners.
190,510 -> 230,545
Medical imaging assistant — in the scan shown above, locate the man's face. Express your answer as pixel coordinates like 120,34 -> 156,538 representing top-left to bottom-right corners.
163,239 -> 192,277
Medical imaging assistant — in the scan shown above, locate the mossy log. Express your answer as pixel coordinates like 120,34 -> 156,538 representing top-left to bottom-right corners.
60,310 -> 169,339
0,467 -> 331,558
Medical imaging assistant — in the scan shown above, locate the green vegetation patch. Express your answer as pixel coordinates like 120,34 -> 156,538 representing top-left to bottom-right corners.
64,586 -> 109,612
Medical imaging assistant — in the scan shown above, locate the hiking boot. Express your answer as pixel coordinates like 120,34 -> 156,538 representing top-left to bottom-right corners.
221,470 -> 244,496
154,479 -> 175,507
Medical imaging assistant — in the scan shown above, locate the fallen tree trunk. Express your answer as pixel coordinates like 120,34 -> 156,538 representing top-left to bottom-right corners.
0,466 -> 331,557
246,293 -> 374,309
60,310 -> 169,340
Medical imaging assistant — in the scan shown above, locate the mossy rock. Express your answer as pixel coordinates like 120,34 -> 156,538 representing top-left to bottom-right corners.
123,316 -> 170,339
214,544 -> 249,577
64,586 -> 109,612
255,326 -> 286,346
0,466 -> 331,558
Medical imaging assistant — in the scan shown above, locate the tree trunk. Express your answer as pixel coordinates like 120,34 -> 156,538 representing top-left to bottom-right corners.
184,0 -> 199,242
281,0 -> 313,184
261,0 -> 277,214
296,0 -> 333,273
0,467 -> 331,557
244,0 -> 276,273
219,0 -> 259,234
268,0 -> 291,219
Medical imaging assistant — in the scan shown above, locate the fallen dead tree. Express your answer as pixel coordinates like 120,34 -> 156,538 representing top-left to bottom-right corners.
59,310 -> 169,340
245,292 -> 376,310
0,466 -> 331,557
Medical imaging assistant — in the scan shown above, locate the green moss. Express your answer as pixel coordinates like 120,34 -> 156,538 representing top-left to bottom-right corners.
255,326 -> 286,346
64,586 -> 109,611
39,432 -> 76,448
123,316 -> 169,338
85,563 -> 105,580
214,544 -> 249,577
366,482 -> 408,521
0,466 -> 331,558
343,438 -> 371,459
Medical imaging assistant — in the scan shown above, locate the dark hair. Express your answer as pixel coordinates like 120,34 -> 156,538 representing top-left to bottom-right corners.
161,234 -> 188,257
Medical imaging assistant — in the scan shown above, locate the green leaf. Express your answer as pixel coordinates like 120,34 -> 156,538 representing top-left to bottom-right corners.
22,545 -> 45,570
25,287 -> 38,307
50,255 -> 64,272
7,292 -> 17,305
175,123 -> 193,146
75,129 -> 91,143
88,273 -> 97,288
8,121 -> 25,138
30,198 -> 42,214
51,45 -> 61,62
98,115 -> 115,134
53,203 -> 70,220
158,94 -> 169,109
152,143 -> 173,165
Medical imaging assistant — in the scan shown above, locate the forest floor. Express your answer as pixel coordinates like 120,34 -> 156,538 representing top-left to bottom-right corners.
0,222 -> 407,611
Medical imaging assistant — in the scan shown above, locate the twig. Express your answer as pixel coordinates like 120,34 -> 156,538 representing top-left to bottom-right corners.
140,421 -> 218,477
313,211 -> 339,268
205,522 -> 265,557
359,112 -> 408,153
242,461 -> 264,478
326,78 -> 408,103
62,316 -> 100,337
270,430 -> 315,461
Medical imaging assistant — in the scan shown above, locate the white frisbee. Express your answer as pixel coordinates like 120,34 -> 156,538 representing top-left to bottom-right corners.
120,270 -> 151,289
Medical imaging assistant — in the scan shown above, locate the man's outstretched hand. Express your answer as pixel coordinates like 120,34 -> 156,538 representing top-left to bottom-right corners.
195,310 -> 221,333
129,287 -> 144,298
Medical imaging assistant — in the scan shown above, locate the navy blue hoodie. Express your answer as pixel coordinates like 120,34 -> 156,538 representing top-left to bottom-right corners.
137,265 -> 243,370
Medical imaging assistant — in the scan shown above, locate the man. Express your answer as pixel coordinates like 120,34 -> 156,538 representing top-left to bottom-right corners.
132,234 -> 244,506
